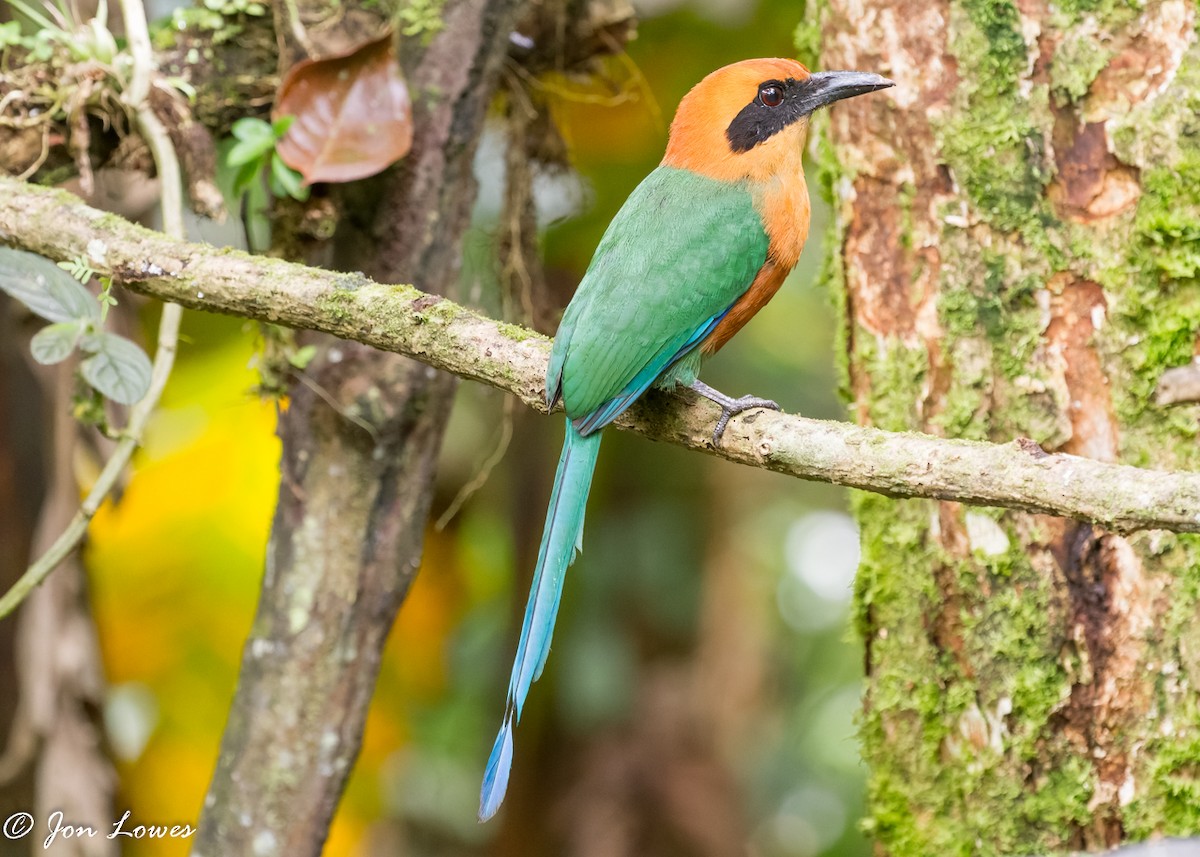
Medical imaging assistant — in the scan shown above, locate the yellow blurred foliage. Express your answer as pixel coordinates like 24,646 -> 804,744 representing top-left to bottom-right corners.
86,322 -> 467,856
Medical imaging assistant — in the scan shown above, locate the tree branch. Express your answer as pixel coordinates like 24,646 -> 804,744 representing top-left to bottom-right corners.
2,175 -> 1198,534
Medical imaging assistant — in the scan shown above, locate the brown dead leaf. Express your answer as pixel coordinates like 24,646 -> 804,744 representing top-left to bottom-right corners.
273,34 -> 413,185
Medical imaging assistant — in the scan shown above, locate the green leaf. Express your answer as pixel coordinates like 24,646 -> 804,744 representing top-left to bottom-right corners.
0,247 -> 100,323
225,136 -> 274,168
164,76 -> 197,101
271,115 -> 295,138
287,344 -> 318,369
270,154 -> 309,201
58,256 -> 95,283
0,21 -> 24,49
30,321 -> 83,365
79,331 -> 152,405
231,117 -> 274,145
232,159 -> 262,197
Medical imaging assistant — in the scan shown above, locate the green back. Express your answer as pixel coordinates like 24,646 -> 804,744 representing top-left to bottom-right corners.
548,166 -> 769,427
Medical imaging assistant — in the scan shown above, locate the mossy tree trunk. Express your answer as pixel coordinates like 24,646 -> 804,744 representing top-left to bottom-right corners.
814,0 -> 1200,853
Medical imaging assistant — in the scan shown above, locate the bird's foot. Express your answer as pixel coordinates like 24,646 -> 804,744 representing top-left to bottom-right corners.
690,380 -> 780,445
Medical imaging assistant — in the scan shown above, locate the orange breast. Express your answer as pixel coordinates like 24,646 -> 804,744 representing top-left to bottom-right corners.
701,175 -> 812,355
702,259 -> 790,353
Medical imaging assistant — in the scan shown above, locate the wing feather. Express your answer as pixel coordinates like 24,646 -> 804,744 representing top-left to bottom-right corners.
547,167 -> 768,430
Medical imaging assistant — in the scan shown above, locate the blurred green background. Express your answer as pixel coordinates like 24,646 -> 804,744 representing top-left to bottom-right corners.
84,0 -> 868,853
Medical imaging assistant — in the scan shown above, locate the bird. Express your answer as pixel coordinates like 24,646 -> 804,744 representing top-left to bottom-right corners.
478,57 -> 893,822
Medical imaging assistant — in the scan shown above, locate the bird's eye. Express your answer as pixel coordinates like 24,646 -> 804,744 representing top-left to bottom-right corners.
759,85 -> 783,107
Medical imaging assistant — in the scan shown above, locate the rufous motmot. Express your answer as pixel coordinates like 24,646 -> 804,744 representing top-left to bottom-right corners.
479,57 -> 893,821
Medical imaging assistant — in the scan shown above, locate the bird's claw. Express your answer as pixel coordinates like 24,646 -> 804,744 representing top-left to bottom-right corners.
689,380 -> 781,445
711,395 -> 780,445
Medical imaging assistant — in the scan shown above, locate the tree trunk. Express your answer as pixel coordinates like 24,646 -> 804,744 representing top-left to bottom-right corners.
818,0 -> 1200,852
191,0 -> 524,852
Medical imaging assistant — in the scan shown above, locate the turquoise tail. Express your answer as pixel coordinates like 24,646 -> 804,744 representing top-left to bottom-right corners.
479,418 -> 603,821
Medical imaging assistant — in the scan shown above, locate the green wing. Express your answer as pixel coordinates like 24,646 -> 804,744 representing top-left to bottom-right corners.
547,166 -> 768,432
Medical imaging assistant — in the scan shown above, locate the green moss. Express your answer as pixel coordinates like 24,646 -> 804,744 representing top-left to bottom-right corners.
857,489 -> 1092,854
1106,49 -> 1200,469
935,0 -> 1056,243
397,0 -> 445,40
823,246 -> 853,402
944,252 -> 1042,373
793,0 -> 826,69
793,19 -> 822,70
852,491 -> 937,638
934,362 -> 989,440
1021,755 -> 1094,832
806,101 -> 857,404
1119,534 -> 1200,837
959,0 -> 1026,82
496,320 -> 542,343
1128,723 -> 1200,836
1049,29 -> 1114,105
937,96 -> 1053,242
933,238 -> 1066,443
1104,55 -> 1200,469
856,334 -> 927,432
1109,55 -> 1200,170
316,288 -> 356,323
1136,164 -> 1200,281
1049,0 -> 1139,24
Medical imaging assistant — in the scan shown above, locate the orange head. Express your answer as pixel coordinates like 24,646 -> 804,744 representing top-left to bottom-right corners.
662,58 -> 892,183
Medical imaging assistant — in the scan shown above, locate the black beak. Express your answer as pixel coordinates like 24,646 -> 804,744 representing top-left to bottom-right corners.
795,71 -> 894,115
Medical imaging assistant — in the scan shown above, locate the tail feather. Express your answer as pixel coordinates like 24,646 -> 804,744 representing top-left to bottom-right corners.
479,419 -> 602,821
478,714 -> 514,822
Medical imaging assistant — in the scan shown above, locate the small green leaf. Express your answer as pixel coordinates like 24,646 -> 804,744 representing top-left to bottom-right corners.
226,136 -> 274,168
58,255 -> 95,283
97,281 -> 118,309
231,117 -> 274,145
165,76 -> 197,101
0,247 -> 100,323
0,21 -> 24,49
271,115 -> 296,137
30,321 -> 83,365
287,344 -> 318,369
79,331 -> 152,405
270,154 -> 309,201
232,159 -> 262,197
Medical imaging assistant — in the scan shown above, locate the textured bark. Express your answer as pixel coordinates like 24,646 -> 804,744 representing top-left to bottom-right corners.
820,0 -> 1200,852
189,0 -> 524,853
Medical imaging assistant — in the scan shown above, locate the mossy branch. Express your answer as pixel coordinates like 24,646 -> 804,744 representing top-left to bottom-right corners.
2,175 -> 1199,534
